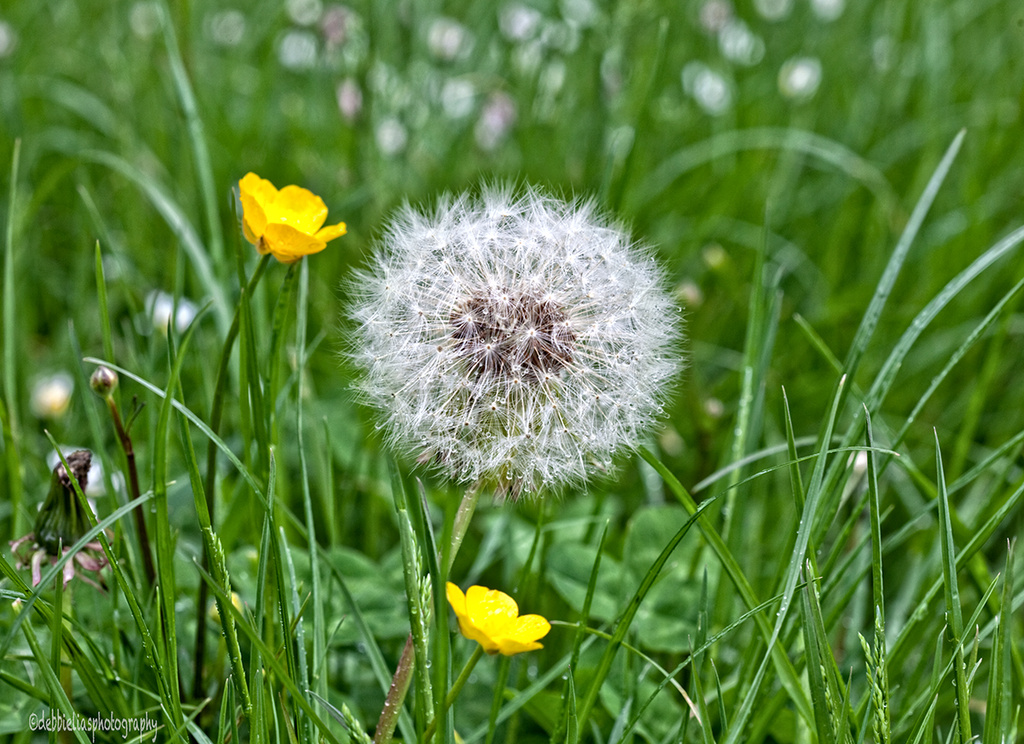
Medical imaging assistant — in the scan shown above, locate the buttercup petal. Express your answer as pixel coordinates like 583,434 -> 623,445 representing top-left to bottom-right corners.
239,173 -> 276,242
262,223 -> 328,263
446,582 -> 467,615
493,637 -> 544,656
315,221 -> 348,243
510,614 -> 551,643
273,185 -> 329,233
466,585 -> 518,635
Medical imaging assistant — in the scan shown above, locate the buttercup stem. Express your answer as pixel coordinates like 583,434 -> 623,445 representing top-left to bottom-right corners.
373,485 -> 481,744
422,645 -> 484,743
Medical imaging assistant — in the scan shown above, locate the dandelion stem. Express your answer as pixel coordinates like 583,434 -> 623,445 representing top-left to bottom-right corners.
423,645 -> 484,743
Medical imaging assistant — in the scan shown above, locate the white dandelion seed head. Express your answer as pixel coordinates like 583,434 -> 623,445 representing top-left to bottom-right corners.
349,186 -> 683,497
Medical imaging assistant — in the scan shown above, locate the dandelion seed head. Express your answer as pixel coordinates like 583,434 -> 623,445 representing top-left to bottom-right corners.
349,186 -> 682,497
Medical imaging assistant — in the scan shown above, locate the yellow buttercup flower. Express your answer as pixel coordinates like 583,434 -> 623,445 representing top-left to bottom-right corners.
446,582 -> 550,656
239,172 -> 347,263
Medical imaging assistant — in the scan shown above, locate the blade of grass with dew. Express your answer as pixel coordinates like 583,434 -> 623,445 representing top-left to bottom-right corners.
719,375 -> 847,744
280,524 -> 314,744
799,567 -> 837,744
574,498 -> 716,732
21,622 -> 93,744
2,138 -> 23,537
296,258 -> 328,738
87,354 -> 413,686
933,431 -> 971,742
801,565 -> 854,742
982,540 -> 1016,743
391,467 -> 433,737
552,520 -> 607,744
84,359 -> 410,740
864,408 -> 891,743
196,556 -> 345,743
151,309 -> 208,733
893,575 -> 1000,738
864,224 -> 1024,418
639,446 -> 813,724
891,276 -> 1024,459
810,131 -> 966,536
175,393 -> 252,713
887,473 -> 1024,667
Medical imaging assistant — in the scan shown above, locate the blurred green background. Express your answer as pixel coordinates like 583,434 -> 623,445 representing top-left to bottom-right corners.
2,0 -> 1024,740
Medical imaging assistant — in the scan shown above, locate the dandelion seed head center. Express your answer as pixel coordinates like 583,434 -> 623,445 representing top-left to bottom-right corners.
449,288 -> 575,380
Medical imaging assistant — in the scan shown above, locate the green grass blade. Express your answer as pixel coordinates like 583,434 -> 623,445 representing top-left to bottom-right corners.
157,1 -> 225,275
842,129 -> 965,377
800,569 -> 835,744
639,447 -> 813,724
933,431 -> 971,743
575,498 -> 715,732
2,138 -> 24,536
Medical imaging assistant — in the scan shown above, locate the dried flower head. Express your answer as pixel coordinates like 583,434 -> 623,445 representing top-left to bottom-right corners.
10,450 -> 109,588
350,186 -> 681,496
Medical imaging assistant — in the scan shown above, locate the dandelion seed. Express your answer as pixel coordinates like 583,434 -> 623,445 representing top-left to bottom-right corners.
145,290 -> 198,334
349,186 -> 682,496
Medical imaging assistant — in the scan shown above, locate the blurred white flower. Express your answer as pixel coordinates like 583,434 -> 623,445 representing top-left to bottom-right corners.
499,3 -> 542,41
778,56 -> 822,100
321,4 -> 354,46
336,77 -> 363,120
561,0 -> 598,27
278,29 -> 318,70
698,0 -> 733,33
810,0 -> 845,22
287,0 -> 324,26
675,279 -> 704,309
208,10 -> 246,47
427,17 -> 472,62
146,290 -> 198,335
441,78 -> 476,119
704,397 -> 725,419
375,117 -> 408,155
475,91 -> 517,150
718,19 -> 765,66
349,187 -> 682,496
753,0 -> 793,21
0,19 -> 16,57
682,62 -> 732,116
129,1 -> 161,39
31,373 -> 74,420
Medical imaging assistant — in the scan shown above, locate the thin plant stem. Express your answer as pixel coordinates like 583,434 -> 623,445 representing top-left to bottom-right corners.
423,645 -> 485,743
373,484 -> 482,744
105,396 -> 155,586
